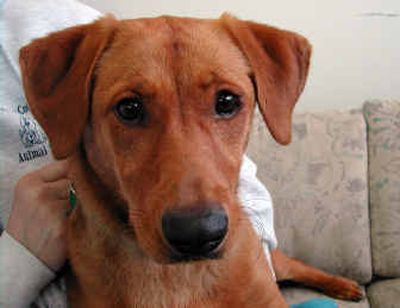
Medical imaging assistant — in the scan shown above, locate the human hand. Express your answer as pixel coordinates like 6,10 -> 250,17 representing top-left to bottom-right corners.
6,160 -> 71,272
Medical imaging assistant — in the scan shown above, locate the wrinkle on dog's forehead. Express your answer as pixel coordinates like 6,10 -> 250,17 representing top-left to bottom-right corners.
93,17 -> 251,110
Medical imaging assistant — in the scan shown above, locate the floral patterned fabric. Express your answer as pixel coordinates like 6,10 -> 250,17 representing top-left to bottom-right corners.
246,108 -> 372,284
367,278 -> 400,308
364,100 -> 400,278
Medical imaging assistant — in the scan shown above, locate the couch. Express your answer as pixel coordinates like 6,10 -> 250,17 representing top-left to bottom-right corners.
246,100 -> 400,307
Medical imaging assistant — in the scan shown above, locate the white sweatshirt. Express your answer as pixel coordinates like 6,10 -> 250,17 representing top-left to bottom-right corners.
0,1 -> 277,306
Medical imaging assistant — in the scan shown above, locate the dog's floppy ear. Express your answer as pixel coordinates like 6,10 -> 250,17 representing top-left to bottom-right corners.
19,16 -> 116,159
221,14 -> 311,145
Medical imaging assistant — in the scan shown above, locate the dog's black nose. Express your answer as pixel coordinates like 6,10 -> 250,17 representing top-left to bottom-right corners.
162,204 -> 228,260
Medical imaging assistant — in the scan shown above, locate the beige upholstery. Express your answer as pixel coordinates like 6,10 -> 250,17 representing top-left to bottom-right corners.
247,109 -> 372,283
246,100 -> 400,306
364,100 -> 400,277
367,279 -> 400,308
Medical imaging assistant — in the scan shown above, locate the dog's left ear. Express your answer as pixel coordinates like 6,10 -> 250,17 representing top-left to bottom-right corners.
221,14 -> 311,145
19,16 -> 116,159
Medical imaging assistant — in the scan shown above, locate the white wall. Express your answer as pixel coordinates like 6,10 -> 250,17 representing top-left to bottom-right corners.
81,0 -> 400,112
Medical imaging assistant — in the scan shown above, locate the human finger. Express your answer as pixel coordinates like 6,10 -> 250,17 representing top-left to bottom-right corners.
45,179 -> 71,200
39,160 -> 69,182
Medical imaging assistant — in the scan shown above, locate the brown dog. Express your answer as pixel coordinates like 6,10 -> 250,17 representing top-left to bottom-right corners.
19,14 -> 361,307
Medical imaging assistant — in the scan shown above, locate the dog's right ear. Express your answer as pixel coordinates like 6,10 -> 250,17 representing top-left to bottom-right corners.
19,16 -> 116,159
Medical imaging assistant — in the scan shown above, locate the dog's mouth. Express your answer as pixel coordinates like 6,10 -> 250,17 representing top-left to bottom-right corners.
168,246 -> 224,263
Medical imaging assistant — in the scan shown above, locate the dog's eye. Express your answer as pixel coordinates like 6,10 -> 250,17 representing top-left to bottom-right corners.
114,96 -> 146,125
214,90 -> 242,118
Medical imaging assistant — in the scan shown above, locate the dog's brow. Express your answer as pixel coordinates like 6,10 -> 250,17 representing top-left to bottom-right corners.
198,72 -> 216,90
198,70 -> 249,93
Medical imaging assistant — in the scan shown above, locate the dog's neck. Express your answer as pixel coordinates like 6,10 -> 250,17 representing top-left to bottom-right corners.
70,148 -> 129,222
65,152 -> 274,307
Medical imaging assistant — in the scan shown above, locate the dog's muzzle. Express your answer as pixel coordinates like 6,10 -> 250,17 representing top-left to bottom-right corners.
162,203 -> 228,262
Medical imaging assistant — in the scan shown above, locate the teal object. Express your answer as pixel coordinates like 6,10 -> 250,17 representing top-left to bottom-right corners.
69,184 -> 77,211
290,298 -> 338,308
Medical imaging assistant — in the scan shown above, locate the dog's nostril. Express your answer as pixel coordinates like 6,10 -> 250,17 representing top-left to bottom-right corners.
162,204 -> 228,259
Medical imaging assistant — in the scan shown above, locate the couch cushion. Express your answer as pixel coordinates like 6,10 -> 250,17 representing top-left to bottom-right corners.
364,100 -> 400,278
281,286 -> 369,308
367,278 -> 400,308
247,109 -> 372,284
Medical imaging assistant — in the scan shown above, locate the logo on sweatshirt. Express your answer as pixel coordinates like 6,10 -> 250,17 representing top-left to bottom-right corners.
17,105 -> 49,163
19,115 -> 47,148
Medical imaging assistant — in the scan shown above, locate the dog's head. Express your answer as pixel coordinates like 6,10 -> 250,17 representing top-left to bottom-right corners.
20,15 -> 311,263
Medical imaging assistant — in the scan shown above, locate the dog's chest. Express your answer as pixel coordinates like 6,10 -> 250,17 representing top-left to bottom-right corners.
70,238 -> 221,307
125,258 -> 220,307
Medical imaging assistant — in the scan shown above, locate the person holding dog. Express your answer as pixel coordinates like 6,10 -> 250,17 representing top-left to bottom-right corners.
0,1 -> 279,306
1,1 -> 350,307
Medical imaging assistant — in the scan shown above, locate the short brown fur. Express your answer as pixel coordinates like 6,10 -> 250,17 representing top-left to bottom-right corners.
20,15 -> 361,307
